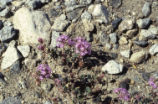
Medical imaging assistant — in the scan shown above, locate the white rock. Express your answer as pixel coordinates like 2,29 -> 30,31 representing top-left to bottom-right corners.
120,50 -> 131,58
13,7 -> 51,44
50,31 -> 60,48
102,60 -> 123,74
17,45 -> 30,57
1,45 -> 21,70
149,44 -> 158,55
130,51 -> 146,64
88,4 -> 108,23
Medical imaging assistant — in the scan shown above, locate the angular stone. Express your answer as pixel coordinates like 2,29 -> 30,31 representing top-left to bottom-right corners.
50,31 -> 60,48
0,0 -> 12,7
136,18 -> 151,29
112,18 -> 122,31
17,45 -> 30,57
0,25 -> 17,42
119,18 -> 135,32
120,50 -> 131,58
130,51 -> 146,64
1,45 -> 21,70
133,40 -> 148,47
88,4 -> 108,23
126,29 -> 138,38
26,0 -> 43,10
149,44 -> 158,55
142,2 -> 151,17
13,7 -> 51,44
102,60 -> 123,74
109,33 -> 118,44
81,11 -> 92,21
10,60 -> 21,74
139,25 -> 158,40
0,7 -> 10,17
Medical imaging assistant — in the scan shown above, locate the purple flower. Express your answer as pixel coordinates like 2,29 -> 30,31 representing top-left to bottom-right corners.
148,77 -> 157,89
54,78 -> 61,86
37,64 -> 52,80
67,38 -> 75,46
113,88 -> 130,101
37,44 -> 45,51
38,38 -> 43,44
74,37 -> 91,56
56,35 -> 69,48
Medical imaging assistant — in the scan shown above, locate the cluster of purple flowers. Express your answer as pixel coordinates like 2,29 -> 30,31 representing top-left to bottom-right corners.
56,35 -> 91,57
37,64 -> 52,80
37,38 -> 45,51
148,77 -> 157,89
113,88 -> 130,101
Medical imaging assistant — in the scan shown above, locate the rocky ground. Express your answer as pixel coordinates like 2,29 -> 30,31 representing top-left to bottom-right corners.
0,0 -> 158,104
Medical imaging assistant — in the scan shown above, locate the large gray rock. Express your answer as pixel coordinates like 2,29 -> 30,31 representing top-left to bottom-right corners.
102,60 -> 123,74
1,42 -> 21,70
0,25 -> 17,42
88,4 -> 108,23
142,2 -> 151,17
0,97 -> 21,104
149,44 -> 158,55
13,7 -> 51,44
